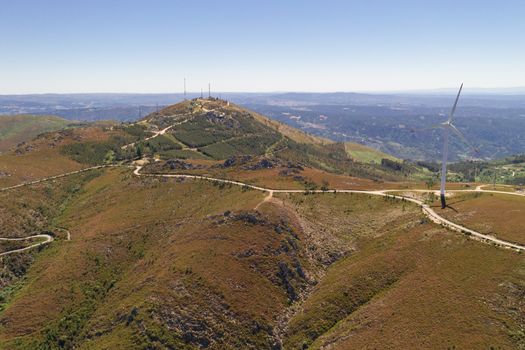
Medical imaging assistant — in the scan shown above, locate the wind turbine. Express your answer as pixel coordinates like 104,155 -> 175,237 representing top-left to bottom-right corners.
437,83 -> 477,209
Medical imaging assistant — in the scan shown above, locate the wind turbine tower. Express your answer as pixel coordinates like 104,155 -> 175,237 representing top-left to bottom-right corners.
184,78 -> 187,100
438,83 -> 475,209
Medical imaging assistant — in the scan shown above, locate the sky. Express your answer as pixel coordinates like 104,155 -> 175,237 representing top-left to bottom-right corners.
1,0 -> 525,94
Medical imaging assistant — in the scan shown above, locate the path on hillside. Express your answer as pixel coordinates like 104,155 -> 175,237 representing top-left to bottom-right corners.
388,187 -> 525,198
0,234 -> 53,257
121,119 -> 188,150
134,166 -> 525,252
0,165 -> 120,192
0,165 -> 112,256
1,164 -> 524,255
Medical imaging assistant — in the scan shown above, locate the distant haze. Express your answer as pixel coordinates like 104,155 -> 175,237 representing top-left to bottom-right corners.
2,91 -> 525,162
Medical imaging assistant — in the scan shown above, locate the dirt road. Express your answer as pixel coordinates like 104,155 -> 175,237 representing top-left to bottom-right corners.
134,166 -> 525,252
0,234 -> 53,257
1,164 -> 524,255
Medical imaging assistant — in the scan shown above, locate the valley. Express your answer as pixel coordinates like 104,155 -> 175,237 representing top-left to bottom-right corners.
0,98 -> 523,349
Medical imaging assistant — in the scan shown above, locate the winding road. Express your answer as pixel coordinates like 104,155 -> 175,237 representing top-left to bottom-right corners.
134,165 -> 525,252
1,162 -> 524,256
0,234 -> 53,257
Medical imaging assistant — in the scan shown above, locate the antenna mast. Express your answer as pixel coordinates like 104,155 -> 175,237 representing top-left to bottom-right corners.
208,83 -> 211,99
184,78 -> 187,100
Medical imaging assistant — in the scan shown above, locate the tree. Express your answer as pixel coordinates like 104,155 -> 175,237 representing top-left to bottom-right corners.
425,176 -> 437,189
136,144 -> 143,159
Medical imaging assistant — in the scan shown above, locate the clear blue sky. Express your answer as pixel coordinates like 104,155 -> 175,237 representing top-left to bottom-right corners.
2,0 -> 524,93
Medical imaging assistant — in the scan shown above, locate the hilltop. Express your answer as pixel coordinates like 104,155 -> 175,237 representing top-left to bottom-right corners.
0,99 -> 420,192
131,98 -> 422,184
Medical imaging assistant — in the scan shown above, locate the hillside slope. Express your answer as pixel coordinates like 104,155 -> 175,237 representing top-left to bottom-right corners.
0,115 -> 73,152
0,167 -> 523,349
135,98 -> 419,182
1,98 -> 522,349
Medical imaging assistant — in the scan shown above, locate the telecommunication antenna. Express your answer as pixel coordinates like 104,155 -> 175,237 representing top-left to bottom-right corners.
184,78 -> 187,100
200,88 -> 203,99
208,83 -> 211,99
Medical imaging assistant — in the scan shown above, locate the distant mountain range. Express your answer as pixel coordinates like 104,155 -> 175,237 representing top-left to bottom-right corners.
1,92 -> 525,161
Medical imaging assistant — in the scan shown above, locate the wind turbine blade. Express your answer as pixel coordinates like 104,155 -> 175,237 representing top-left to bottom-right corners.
448,83 -> 463,122
448,123 -> 478,153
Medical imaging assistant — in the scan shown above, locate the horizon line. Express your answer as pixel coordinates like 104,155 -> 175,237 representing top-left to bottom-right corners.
2,86 -> 525,96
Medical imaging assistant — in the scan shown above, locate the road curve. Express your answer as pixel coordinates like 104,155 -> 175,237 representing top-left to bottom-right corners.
1,164 -> 523,254
0,234 -> 53,257
134,166 -> 525,252
0,164 -> 112,256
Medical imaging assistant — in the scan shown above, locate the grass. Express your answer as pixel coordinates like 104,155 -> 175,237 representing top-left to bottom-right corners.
435,192 -> 525,245
0,169 -> 106,319
200,135 -> 280,159
1,99 -> 523,349
279,193 -> 525,350
344,141 -> 399,164
0,237 -> 48,254
157,149 -> 210,160
0,125 -> 129,187
0,115 -> 73,152
0,168 -> 309,348
0,165 -> 523,349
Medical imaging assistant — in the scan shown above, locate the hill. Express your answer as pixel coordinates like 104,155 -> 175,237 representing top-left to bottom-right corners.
134,98 -> 421,182
0,115 -> 73,153
0,167 -> 523,349
449,154 -> 525,185
3,93 -> 525,162
344,142 -> 399,164
0,98 -> 522,349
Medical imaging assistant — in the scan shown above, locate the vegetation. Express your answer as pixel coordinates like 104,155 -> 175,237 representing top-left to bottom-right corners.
60,135 -> 133,165
344,141 -> 399,164
1,99 -> 523,349
280,193 -> 525,350
435,192 -> 525,245
449,156 -> 525,185
0,115 -> 73,152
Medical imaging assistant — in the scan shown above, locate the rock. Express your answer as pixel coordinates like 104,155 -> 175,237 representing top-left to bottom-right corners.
245,158 -> 274,170
166,159 -> 194,170
221,155 -> 252,168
